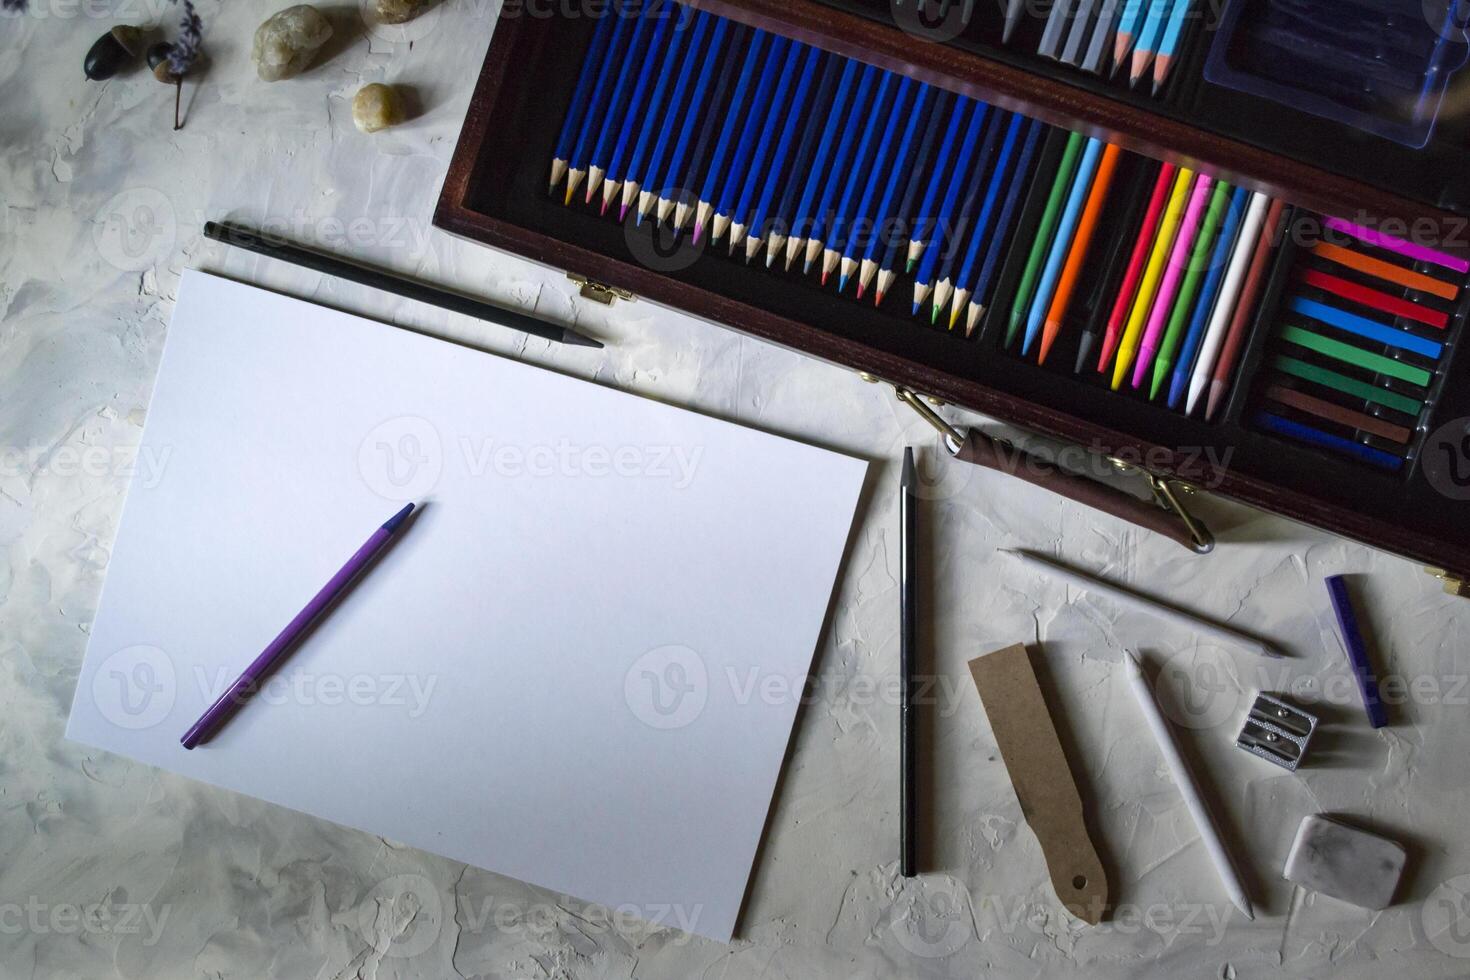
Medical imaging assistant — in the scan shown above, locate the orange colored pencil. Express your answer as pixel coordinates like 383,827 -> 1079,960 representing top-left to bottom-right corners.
1039,144 -> 1123,365
1097,160 -> 1177,371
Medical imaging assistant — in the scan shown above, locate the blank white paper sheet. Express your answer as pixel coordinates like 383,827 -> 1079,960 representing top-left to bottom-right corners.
67,270 -> 867,942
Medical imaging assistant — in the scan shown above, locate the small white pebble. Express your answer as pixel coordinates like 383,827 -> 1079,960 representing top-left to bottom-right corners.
353,83 -> 401,134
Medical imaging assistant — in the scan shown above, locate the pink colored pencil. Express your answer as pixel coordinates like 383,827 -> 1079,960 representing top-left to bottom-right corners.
1099,161 -> 1177,371
1131,172 -> 1214,388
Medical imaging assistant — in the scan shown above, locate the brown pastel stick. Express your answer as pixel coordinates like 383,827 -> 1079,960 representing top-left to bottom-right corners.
968,644 -> 1109,924
1264,384 -> 1413,444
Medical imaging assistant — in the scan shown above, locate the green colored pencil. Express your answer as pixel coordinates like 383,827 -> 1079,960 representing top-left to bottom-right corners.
1006,131 -> 1084,350
1150,179 -> 1231,399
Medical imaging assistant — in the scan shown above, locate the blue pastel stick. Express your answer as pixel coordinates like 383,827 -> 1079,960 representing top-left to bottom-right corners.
693,29 -> 769,240
805,63 -> 881,271
633,10 -> 714,221
1256,413 -> 1403,471
729,39 -> 810,244
1325,574 -> 1391,726
1021,136 -> 1104,355
1168,185 -> 1249,408
764,53 -> 847,257
602,8 -> 678,210
787,59 -> 861,261
552,10 -> 619,186
823,71 -> 898,284
911,101 -> 991,311
857,83 -> 934,287
1289,298 -> 1444,359
712,35 -> 792,237
615,10 -> 693,216
746,46 -> 830,256
907,97 -> 976,274
952,113 -> 1031,302
586,1 -> 662,200
968,119 -> 1046,317
839,77 -> 919,291
565,8 -> 638,199
934,111 -> 1023,314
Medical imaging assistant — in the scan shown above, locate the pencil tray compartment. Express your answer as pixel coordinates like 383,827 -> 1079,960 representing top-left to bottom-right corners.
438,0 -> 1470,570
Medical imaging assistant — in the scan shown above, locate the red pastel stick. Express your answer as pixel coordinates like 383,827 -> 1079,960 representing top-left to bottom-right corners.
1098,161 -> 1177,372
1299,268 -> 1450,329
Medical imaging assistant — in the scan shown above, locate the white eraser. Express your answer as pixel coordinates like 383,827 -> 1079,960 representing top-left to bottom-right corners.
1283,815 -> 1406,911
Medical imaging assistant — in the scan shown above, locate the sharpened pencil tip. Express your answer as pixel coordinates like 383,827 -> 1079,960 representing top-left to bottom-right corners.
562,329 -> 604,349
618,204 -> 629,222
691,224 -> 705,245
838,274 -> 849,292
563,187 -> 574,207
910,301 -> 920,316
855,284 -> 866,300
905,259 -> 916,274
901,446 -> 916,488
382,502 -> 416,533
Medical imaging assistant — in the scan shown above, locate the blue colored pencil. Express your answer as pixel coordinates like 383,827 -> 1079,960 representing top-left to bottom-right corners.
1128,0 -> 1173,87
959,118 -> 1045,334
564,7 -> 638,204
744,47 -> 829,262
609,8 -> 688,216
933,111 -> 1024,324
1111,0 -> 1151,75
837,77 -> 917,292
803,63 -> 880,274
585,1 -> 661,203
692,28 -> 769,242
728,40 -> 811,253
1152,0 -> 1195,93
711,35 -> 791,244
873,89 -> 954,305
913,104 -> 998,314
905,97 -> 975,276
1168,184 -> 1248,408
765,53 -> 847,266
630,9 -> 713,223
783,58 -> 861,270
1021,136 -> 1105,356
671,24 -> 748,230
821,71 -> 898,285
910,101 -> 989,312
855,83 -> 933,298
551,10 -> 618,192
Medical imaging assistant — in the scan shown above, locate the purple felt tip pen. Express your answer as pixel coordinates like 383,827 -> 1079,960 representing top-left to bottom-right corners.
180,502 -> 415,750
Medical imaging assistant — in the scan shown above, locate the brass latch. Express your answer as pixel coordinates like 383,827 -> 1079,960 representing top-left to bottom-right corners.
1105,456 -> 1214,554
1426,568 -> 1470,598
567,273 -> 634,306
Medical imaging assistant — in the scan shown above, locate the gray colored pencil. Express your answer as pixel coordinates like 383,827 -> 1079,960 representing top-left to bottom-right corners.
1038,0 -> 1077,59
1061,0 -> 1098,64
1082,0 -> 1123,73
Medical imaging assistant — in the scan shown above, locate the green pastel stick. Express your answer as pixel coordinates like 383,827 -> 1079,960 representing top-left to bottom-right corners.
1006,131 -> 1084,350
1150,180 -> 1231,400
1271,355 -> 1424,416
1278,326 -> 1434,387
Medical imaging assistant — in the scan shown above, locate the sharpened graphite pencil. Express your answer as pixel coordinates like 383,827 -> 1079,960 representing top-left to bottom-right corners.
551,10 -> 619,192
712,34 -> 791,243
857,83 -> 933,298
1184,190 -> 1270,413
586,0 -> 663,203
765,52 -> 846,264
785,59 -> 861,270
1111,165 -> 1192,388
1097,160 -> 1175,370
875,89 -> 954,304
823,71 -> 899,285
669,23 -> 748,229
692,29 -> 768,241
616,9 -> 692,217
1132,171 -> 1214,387
565,7 -> 638,205
1038,141 -> 1121,364
908,97 -> 981,277
912,101 -> 991,313
1022,135 -> 1104,357
728,38 -> 807,250
805,64 -> 881,274
745,46 -> 828,261
1149,178 -> 1231,398
647,15 -> 731,225
1007,129 -> 1083,349
1167,184 -> 1248,407
929,109 -> 1014,322
957,116 -> 1043,335
838,77 -> 917,292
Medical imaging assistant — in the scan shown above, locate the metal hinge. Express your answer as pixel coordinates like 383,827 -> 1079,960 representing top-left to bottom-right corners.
567,273 -> 634,305
1426,568 -> 1470,598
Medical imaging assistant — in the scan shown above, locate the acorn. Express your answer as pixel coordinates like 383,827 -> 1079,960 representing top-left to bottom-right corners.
146,41 -> 178,83
83,25 -> 143,81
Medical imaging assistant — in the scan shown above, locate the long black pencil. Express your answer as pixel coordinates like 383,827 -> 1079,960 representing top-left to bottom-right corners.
204,221 -> 602,349
900,446 -> 918,878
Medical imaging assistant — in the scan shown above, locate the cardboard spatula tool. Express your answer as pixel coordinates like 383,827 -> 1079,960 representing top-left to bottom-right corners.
969,643 -> 1109,924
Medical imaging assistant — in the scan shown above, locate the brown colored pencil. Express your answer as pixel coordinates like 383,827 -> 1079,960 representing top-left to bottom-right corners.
1205,199 -> 1286,421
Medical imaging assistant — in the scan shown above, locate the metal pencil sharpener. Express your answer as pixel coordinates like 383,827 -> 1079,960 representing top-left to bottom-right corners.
1235,693 -> 1317,771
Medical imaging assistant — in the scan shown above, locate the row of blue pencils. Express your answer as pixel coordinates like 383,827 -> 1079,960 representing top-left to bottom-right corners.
546,1 -> 1054,334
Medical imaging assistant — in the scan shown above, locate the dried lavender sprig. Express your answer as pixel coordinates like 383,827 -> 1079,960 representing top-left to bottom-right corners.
167,0 -> 201,77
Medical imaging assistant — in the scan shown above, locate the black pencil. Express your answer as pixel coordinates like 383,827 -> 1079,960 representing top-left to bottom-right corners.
900,446 -> 918,878
203,221 -> 603,349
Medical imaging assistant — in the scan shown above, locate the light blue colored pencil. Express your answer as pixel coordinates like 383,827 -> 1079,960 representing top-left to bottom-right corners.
631,9 -> 714,223
1021,136 -> 1104,356
692,28 -> 769,242
728,40 -> 811,252
711,34 -> 790,243
1128,0 -> 1173,87
1152,0 -> 1195,93
551,10 -> 618,192
1110,0 -> 1151,74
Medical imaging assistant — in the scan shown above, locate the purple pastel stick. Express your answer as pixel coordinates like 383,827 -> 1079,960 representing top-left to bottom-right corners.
180,502 -> 415,749
1323,216 -> 1470,275
1324,574 -> 1387,729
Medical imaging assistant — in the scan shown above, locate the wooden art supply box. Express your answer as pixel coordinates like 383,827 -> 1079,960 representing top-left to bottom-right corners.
437,0 -> 1470,586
